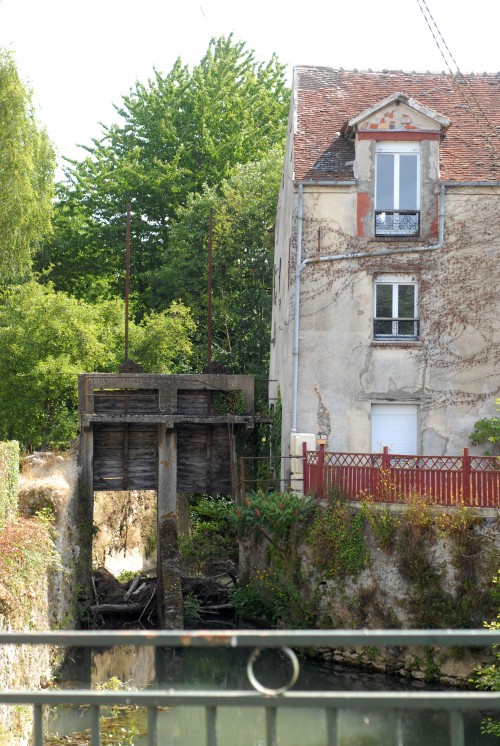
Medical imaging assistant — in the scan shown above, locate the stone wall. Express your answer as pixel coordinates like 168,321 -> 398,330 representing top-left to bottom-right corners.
0,451 -> 79,744
240,499 -> 500,686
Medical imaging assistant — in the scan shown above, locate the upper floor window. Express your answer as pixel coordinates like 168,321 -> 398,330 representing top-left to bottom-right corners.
373,276 -> 419,340
375,143 -> 420,237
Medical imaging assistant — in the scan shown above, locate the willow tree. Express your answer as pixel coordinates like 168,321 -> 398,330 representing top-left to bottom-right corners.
0,50 -> 54,285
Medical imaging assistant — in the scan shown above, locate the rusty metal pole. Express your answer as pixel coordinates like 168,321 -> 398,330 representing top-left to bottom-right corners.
124,204 -> 131,364
207,208 -> 213,367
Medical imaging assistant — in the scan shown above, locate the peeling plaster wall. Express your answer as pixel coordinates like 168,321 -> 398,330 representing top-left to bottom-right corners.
273,177 -> 499,460
269,96 -> 298,480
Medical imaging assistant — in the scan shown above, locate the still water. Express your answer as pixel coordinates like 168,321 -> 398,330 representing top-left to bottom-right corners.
49,646 -> 498,745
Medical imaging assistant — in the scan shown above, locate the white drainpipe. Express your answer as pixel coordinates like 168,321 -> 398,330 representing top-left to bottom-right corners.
291,182 -> 447,435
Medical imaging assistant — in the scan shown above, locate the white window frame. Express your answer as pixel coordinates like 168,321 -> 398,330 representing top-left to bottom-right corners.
375,142 -> 420,236
373,275 -> 419,340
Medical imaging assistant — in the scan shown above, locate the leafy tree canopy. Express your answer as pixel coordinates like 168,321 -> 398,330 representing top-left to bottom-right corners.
36,36 -> 289,310
0,49 -> 55,285
0,282 -> 194,449
154,144 -> 284,374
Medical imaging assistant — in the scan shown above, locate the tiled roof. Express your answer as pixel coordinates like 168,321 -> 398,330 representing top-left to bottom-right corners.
294,67 -> 500,182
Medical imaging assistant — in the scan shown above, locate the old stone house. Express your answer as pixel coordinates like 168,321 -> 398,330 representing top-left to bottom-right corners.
269,67 -> 500,483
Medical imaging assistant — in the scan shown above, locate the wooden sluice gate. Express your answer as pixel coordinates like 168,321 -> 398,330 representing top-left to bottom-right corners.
78,372 -> 256,628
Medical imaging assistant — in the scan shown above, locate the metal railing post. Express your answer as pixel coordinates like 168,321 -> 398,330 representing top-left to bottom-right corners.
266,706 -> 277,746
91,705 -> 100,746
326,708 -> 338,746
33,704 -> 43,746
206,705 -> 217,746
449,711 -> 465,746
147,706 -> 158,746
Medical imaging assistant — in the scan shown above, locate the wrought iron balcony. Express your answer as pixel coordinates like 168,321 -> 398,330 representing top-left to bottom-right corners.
375,210 -> 420,237
373,317 -> 419,339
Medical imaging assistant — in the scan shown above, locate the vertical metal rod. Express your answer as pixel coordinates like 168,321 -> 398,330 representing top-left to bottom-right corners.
390,711 -> 404,746
33,704 -> 43,746
207,207 -> 213,367
206,705 -> 217,746
326,708 -> 338,746
266,707 -> 277,746
147,706 -> 158,746
449,711 -> 465,746
124,203 -> 131,364
239,457 -> 245,502
91,705 -> 100,746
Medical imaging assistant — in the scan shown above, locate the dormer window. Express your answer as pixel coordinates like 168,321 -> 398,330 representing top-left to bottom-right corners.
375,143 -> 420,237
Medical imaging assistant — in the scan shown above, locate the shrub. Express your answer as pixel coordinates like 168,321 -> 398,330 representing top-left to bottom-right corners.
233,490 -> 314,555
232,567 -> 316,628
179,494 -> 238,576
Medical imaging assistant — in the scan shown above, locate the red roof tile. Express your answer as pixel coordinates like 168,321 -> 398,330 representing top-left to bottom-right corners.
294,67 -> 500,182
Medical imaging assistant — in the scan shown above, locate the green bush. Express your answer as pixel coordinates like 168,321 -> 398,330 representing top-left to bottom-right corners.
233,567 -> 316,628
179,494 -> 238,576
233,490 -> 314,554
470,416 -> 500,455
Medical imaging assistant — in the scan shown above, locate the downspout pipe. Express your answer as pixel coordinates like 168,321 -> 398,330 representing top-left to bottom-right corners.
290,182 -> 446,436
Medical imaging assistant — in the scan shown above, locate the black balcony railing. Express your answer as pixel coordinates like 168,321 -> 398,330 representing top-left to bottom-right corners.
373,317 -> 419,339
375,210 -> 420,236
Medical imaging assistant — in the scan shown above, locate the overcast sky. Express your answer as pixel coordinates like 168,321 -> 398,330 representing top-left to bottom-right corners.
1,0 -> 499,172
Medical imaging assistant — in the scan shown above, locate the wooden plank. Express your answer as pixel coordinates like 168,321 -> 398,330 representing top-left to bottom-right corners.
177,390 -> 210,416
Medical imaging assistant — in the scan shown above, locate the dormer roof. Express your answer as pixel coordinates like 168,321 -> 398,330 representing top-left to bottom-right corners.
342,92 -> 450,140
293,67 -> 500,182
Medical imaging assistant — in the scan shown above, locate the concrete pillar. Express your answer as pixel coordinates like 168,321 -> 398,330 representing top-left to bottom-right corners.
157,424 -> 183,629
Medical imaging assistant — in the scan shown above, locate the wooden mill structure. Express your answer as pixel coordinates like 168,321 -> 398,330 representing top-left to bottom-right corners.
78,371 -> 256,627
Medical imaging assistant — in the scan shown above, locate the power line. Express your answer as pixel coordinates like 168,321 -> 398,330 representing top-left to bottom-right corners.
416,0 -> 500,162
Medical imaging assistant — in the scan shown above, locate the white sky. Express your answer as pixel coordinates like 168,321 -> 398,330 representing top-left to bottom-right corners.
0,0 -> 499,173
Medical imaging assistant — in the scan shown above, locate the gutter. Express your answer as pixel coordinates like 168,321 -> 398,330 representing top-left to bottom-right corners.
290,183 -> 447,434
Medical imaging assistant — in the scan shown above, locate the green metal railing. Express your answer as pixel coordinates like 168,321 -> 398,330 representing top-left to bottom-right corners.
1,629 -> 499,746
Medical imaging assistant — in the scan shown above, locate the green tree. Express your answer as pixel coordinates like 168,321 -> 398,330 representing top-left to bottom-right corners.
36,36 -> 288,310
154,145 -> 284,374
0,50 -> 55,284
0,282 -> 194,449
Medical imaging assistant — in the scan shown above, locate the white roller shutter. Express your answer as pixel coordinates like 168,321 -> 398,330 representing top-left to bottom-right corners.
371,404 -> 418,454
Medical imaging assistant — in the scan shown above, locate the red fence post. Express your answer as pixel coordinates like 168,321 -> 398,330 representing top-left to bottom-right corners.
318,442 -> 325,498
382,446 -> 390,471
302,441 -> 309,495
462,448 -> 471,505
377,446 -> 390,501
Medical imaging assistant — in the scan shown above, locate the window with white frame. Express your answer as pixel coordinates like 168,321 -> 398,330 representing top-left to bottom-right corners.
375,142 -> 420,236
373,276 -> 418,339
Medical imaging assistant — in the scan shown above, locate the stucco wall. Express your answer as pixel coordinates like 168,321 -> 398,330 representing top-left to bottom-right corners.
271,169 -> 499,461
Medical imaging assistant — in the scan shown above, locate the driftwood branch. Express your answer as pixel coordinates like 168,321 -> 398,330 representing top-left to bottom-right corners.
89,602 -> 145,615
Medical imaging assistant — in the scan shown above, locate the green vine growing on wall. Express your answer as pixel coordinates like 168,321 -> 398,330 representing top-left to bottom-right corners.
306,494 -> 370,579
270,388 -> 282,482
211,389 -> 246,416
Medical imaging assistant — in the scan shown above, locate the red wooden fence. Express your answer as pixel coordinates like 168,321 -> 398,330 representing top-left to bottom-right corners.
303,444 -> 499,508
